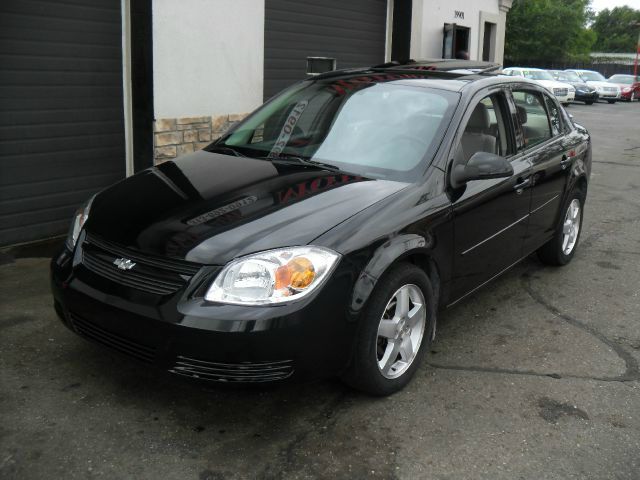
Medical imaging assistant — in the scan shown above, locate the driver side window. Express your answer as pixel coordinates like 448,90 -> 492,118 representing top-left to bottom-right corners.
454,94 -> 509,167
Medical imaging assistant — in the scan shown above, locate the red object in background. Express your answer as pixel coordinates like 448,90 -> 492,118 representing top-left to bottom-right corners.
610,78 -> 640,101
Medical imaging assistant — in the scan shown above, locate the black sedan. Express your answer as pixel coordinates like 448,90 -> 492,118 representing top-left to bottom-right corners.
548,70 -> 598,105
51,60 -> 591,395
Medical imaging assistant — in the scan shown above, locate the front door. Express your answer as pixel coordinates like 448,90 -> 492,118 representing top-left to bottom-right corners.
448,90 -> 532,304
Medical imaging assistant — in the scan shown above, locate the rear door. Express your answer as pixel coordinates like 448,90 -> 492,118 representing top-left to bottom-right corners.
448,88 -> 532,304
509,88 -> 573,254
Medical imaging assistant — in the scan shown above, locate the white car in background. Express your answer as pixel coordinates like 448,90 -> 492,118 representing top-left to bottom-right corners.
565,69 -> 621,103
502,67 -> 575,105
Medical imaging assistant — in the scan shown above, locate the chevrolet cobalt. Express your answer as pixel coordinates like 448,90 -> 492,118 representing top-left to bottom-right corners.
51,60 -> 591,395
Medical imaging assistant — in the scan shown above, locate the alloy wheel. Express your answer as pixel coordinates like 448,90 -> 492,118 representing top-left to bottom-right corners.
562,199 -> 581,255
376,284 -> 427,379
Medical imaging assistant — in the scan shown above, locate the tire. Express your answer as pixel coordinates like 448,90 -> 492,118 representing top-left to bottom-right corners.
585,100 -> 594,105
607,99 -> 616,104
537,189 -> 585,266
341,263 -> 436,396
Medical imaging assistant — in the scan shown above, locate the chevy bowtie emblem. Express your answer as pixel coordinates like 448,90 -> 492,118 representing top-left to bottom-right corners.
113,258 -> 136,270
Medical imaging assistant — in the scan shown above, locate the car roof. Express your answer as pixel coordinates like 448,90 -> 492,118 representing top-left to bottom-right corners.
311,59 -> 536,93
505,67 -> 545,71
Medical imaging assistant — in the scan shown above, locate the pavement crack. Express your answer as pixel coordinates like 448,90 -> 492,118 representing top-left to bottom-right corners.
521,270 -> 640,383
427,361 -> 639,383
592,160 -> 639,167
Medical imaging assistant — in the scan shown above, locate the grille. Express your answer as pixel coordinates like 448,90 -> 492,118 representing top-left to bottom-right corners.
81,233 -> 201,295
553,88 -> 568,96
69,312 -> 156,363
169,355 -> 294,383
604,87 -> 617,93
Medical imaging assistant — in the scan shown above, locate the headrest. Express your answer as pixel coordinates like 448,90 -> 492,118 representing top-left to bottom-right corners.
516,105 -> 528,124
467,103 -> 490,131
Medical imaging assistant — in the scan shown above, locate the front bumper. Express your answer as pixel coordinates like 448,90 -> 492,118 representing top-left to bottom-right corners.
597,90 -> 620,99
51,245 -> 358,384
575,90 -> 598,102
620,90 -> 635,100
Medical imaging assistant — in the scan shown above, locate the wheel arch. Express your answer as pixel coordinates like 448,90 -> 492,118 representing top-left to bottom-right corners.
349,234 -> 443,316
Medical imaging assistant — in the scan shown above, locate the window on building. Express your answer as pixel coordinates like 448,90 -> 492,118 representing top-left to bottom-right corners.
442,24 -> 470,59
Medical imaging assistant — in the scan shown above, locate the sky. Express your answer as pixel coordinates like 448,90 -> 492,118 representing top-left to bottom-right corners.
591,0 -> 640,12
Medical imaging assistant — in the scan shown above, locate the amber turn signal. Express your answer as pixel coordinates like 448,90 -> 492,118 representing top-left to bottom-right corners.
275,257 -> 316,291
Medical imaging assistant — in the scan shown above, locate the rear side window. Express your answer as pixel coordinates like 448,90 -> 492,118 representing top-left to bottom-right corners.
511,90 -> 552,149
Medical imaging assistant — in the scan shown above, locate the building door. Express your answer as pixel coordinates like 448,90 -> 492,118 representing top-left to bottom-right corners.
0,0 -> 127,246
391,0 -> 412,62
482,22 -> 497,61
263,0 -> 388,100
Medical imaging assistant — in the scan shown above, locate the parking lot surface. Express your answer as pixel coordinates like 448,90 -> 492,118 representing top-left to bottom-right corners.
1,102 -> 639,480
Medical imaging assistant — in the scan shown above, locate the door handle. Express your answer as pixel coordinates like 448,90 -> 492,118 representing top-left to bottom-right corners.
561,151 -> 576,169
513,177 -> 531,193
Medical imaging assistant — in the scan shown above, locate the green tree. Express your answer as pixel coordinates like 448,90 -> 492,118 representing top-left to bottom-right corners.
591,6 -> 640,53
505,0 -> 595,63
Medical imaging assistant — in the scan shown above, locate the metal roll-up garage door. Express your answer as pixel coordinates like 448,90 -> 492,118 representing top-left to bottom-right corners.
264,0 -> 388,100
0,0 -> 126,246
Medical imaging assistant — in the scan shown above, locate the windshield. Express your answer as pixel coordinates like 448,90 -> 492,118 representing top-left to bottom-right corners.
554,71 -> 581,82
523,70 -> 554,81
577,71 -> 605,82
609,75 -> 635,84
212,78 -> 459,181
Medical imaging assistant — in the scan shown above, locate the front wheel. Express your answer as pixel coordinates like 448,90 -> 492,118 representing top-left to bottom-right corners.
607,99 -> 617,104
537,190 -> 585,266
585,100 -> 594,105
342,263 -> 436,396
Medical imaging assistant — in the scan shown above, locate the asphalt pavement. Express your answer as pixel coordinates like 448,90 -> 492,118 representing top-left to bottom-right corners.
1,101 -> 639,480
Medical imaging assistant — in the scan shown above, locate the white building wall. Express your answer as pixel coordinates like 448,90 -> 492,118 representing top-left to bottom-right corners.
410,0 -> 509,63
152,0 -> 264,119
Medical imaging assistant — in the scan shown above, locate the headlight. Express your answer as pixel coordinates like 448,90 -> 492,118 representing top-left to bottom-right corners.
622,87 -> 632,93
205,246 -> 340,305
65,195 -> 95,250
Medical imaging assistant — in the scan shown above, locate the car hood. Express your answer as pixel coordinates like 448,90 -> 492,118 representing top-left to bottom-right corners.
85,151 -> 408,265
585,80 -> 617,89
536,79 -> 570,90
570,81 -> 592,90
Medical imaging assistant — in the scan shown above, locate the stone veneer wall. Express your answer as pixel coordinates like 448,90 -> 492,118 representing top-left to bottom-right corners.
153,113 -> 248,164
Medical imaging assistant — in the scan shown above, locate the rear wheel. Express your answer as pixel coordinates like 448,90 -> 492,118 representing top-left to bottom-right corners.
537,190 -> 585,266
607,99 -> 617,104
342,263 -> 436,396
585,100 -> 594,105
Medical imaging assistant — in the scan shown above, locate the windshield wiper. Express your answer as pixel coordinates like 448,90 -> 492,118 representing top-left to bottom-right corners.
208,145 -> 248,158
266,155 -> 341,172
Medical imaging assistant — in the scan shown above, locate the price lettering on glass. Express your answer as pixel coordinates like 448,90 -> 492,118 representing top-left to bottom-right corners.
268,100 -> 309,158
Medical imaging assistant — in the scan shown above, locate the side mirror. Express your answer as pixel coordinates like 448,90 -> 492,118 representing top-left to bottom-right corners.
451,151 -> 514,188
